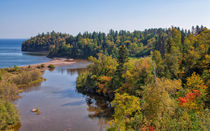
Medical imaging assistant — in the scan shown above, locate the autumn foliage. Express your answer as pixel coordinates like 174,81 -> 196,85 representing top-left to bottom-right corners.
178,90 -> 201,105
76,27 -> 210,130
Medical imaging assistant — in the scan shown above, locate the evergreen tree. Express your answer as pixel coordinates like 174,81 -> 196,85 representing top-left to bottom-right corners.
112,45 -> 128,90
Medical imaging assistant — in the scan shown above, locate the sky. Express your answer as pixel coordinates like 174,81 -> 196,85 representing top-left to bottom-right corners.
0,0 -> 210,38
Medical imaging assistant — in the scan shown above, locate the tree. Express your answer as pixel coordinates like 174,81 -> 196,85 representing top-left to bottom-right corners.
169,27 -> 182,51
108,93 -> 141,131
151,50 -> 165,77
155,32 -> 167,57
76,54 -> 118,99
164,45 -> 180,78
142,78 -> 181,130
112,45 -> 128,90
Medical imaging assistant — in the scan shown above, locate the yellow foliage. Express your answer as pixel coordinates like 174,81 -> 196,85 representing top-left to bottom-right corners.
110,93 -> 141,131
142,78 -> 180,128
186,72 -> 208,90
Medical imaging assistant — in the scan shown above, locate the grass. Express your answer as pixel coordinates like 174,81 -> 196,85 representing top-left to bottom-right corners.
0,66 -> 44,130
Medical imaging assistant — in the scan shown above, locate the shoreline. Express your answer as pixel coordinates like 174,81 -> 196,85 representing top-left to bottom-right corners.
21,58 -> 77,70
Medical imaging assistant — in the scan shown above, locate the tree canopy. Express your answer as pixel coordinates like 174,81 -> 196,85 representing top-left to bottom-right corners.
76,27 -> 210,130
22,26 -> 207,59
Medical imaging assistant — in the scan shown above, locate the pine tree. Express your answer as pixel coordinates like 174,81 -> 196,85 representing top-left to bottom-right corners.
112,45 -> 128,90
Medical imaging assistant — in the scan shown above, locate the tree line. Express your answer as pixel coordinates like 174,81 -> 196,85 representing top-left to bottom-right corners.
22,25 -> 206,59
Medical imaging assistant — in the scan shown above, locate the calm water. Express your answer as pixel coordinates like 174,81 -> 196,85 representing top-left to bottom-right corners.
1,39 -> 110,131
0,39 -> 50,68
15,62 -> 111,131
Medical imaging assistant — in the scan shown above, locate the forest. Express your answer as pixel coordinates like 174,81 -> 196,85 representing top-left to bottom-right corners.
76,27 -> 210,130
22,26 -> 205,59
21,26 -> 209,130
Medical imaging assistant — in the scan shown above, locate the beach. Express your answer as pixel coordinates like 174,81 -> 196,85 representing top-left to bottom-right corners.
22,58 -> 77,70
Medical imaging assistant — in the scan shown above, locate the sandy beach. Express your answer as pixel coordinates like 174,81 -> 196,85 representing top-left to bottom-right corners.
22,58 -> 77,70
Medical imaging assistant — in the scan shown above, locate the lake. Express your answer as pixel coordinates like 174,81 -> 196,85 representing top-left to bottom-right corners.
0,39 -> 110,131
0,39 -> 50,68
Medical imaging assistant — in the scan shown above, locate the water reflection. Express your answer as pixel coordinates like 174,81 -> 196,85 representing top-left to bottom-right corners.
55,60 -> 90,75
84,95 -> 113,131
62,62 -> 113,130
20,81 -> 42,93
67,68 -> 88,75
85,95 -> 113,119
16,60 -> 112,131
22,52 -> 48,56
57,67 -> 88,75
52,88 -> 81,99
62,100 -> 86,107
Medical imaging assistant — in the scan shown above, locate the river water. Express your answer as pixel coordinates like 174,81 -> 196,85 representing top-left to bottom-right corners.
0,39 -> 110,131
15,61 -> 111,131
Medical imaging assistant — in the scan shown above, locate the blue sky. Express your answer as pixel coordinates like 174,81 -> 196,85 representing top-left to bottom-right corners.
0,0 -> 210,38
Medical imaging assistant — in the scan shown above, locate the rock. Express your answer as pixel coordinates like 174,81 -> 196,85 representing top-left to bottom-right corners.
32,108 -> 37,112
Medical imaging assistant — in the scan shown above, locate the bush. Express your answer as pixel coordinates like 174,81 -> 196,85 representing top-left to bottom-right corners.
0,100 -> 20,130
37,64 -> 45,69
48,64 -> 55,69
36,65 -> 41,69
13,65 -> 19,70
76,72 -> 88,89
40,64 -> 45,68
11,70 -> 42,86
0,82 -> 19,100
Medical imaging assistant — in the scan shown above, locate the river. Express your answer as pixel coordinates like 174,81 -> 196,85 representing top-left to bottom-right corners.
0,39 -> 111,131
15,61 -> 111,131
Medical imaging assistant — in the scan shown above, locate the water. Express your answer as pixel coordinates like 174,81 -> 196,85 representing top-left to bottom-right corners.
0,39 -> 50,68
15,62 -> 111,131
1,39 -> 111,131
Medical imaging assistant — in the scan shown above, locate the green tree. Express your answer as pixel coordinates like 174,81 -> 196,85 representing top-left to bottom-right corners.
108,93 -> 141,131
151,50 -> 165,77
142,78 -> 181,130
112,45 -> 128,89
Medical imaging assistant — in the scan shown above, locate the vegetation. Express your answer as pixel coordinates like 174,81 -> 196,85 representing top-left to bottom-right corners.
22,26 -> 206,59
17,25 -> 210,130
22,31 -> 69,52
0,66 -> 44,130
48,64 -> 55,70
36,64 -> 45,69
0,100 -> 20,130
76,27 -> 210,130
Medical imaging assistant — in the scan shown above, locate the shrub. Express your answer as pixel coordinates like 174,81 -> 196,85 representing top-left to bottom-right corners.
36,65 -> 41,69
0,82 -> 19,100
48,64 -> 55,69
13,65 -> 19,71
40,64 -> 45,68
0,100 -> 20,130
37,64 -> 45,69
11,70 -> 42,86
